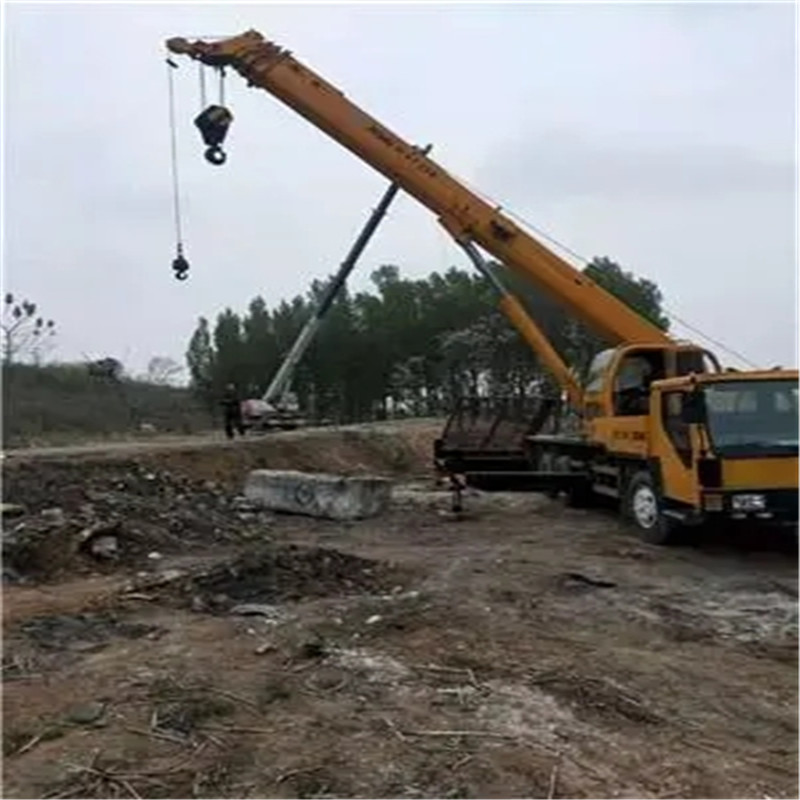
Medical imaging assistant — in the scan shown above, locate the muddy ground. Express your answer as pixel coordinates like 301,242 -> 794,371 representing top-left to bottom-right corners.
2,422 -> 797,798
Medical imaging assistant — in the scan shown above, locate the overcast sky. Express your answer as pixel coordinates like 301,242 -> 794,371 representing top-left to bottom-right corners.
4,1 -> 797,376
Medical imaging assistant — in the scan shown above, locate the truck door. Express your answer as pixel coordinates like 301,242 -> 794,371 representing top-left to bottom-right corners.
653,390 -> 696,506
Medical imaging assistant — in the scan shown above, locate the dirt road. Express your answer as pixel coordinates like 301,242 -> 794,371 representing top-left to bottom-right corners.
2,420 -> 438,462
2,423 -> 797,798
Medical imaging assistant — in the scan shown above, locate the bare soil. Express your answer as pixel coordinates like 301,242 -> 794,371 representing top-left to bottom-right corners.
2,422 -> 797,798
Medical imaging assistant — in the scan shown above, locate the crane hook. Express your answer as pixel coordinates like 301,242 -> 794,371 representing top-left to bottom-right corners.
194,104 -> 233,166
204,145 -> 227,165
172,250 -> 190,281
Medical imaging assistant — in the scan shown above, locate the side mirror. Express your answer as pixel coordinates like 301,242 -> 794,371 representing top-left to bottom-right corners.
681,391 -> 706,424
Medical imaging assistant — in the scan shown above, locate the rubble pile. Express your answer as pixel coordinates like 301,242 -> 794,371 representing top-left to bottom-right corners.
189,545 -> 396,608
2,461 -> 274,582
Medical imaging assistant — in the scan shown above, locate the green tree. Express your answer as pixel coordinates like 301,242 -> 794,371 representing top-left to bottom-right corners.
213,309 -> 248,392
586,257 -> 669,330
146,356 -> 184,386
567,257 -> 670,375
495,256 -> 670,380
186,316 -> 215,409
185,254 -> 670,422
242,296 -> 277,396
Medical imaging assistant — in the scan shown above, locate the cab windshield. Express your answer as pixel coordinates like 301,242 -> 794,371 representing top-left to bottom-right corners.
703,379 -> 798,456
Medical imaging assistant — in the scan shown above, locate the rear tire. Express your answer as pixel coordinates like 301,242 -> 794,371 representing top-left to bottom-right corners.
624,471 -> 681,545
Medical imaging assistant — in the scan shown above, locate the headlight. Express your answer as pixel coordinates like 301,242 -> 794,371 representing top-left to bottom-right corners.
731,494 -> 766,511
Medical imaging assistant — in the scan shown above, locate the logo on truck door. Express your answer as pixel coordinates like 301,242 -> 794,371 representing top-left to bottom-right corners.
612,430 -> 646,441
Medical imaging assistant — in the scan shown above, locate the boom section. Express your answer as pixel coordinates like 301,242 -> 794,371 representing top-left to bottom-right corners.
166,31 -> 671,347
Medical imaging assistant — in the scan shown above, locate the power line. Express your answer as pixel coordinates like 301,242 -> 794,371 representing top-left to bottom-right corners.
445,168 -> 760,368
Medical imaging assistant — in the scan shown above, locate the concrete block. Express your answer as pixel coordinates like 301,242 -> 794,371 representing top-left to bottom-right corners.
243,470 -> 392,521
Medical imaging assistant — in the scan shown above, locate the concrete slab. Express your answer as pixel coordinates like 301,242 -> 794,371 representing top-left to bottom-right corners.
243,470 -> 392,521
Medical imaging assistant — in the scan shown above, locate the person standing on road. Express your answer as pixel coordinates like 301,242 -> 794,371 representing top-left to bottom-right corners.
221,383 -> 245,439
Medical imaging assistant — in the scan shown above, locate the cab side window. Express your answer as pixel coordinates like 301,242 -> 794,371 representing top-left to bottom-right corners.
585,350 -> 614,393
613,356 -> 652,416
661,391 -> 691,466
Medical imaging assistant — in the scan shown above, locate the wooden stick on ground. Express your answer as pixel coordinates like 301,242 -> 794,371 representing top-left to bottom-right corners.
382,716 -> 407,741
548,755 -> 562,799
403,729 -> 516,739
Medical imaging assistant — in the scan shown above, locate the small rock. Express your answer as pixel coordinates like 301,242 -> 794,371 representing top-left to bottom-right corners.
231,496 -> 259,512
1,503 -> 25,518
254,642 -> 275,655
299,639 -> 327,659
65,701 -> 106,725
147,551 -> 163,561
90,535 -> 120,560
366,615 -> 383,625
156,569 -> 185,584
40,507 -> 66,525
77,521 -> 122,560
230,603 -> 281,618
129,668 -> 156,686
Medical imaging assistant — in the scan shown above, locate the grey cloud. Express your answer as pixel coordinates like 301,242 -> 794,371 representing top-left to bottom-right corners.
4,3 -> 796,373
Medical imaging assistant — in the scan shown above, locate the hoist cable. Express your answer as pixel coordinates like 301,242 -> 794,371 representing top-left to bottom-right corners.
166,58 -> 184,251
219,66 -> 226,106
440,167 -> 759,368
502,206 -> 760,369
199,62 -> 207,111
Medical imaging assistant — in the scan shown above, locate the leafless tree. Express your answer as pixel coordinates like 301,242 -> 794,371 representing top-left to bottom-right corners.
146,356 -> 184,386
2,293 -> 56,364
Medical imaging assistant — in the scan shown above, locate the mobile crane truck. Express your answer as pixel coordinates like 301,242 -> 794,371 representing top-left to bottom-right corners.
240,175 -> 419,432
167,30 -> 798,544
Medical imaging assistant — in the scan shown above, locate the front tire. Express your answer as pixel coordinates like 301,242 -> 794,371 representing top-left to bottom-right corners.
624,471 -> 681,545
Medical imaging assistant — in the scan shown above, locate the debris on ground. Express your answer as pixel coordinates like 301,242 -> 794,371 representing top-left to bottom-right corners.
1,463 -> 277,582
139,544 -> 406,615
2,423 -> 797,799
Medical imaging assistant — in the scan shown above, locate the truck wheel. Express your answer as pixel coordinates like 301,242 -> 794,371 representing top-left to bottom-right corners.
624,471 -> 680,545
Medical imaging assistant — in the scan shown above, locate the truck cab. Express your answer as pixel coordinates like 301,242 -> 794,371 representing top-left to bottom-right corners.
611,371 -> 797,544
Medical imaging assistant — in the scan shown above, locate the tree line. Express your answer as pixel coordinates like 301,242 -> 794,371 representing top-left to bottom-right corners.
185,256 -> 670,422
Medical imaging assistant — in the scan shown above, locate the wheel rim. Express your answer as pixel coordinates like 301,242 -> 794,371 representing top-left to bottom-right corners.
632,485 -> 658,529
